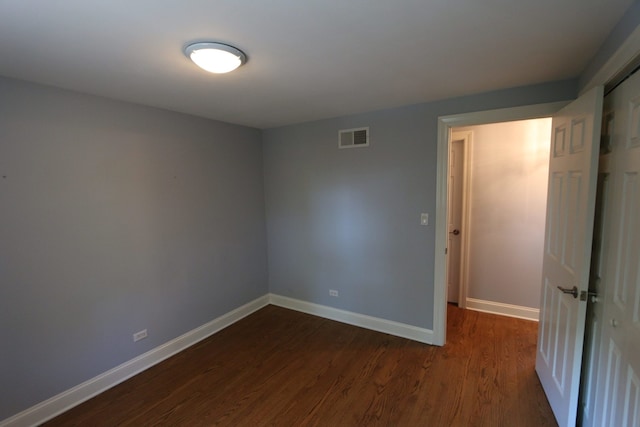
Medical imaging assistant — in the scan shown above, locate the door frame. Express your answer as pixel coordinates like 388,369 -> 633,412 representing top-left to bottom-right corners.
448,130 -> 473,308
433,101 -> 569,345
432,23 -> 640,347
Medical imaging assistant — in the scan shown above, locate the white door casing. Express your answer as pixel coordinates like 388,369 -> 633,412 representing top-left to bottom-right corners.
434,102 -> 569,346
589,69 -> 640,427
535,86 -> 604,427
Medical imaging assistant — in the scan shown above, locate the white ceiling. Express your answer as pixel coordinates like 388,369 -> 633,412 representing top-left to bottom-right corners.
0,0 -> 634,129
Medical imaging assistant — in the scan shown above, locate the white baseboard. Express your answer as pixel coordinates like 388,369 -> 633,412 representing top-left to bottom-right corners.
0,295 -> 270,427
269,293 -> 434,344
465,298 -> 539,321
2,293 -> 434,427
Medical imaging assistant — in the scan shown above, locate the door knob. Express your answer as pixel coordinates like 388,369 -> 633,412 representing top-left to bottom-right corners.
450,229 -> 460,235
557,285 -> 578,298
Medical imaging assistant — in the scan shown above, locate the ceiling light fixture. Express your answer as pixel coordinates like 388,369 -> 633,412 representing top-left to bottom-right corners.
184,42 -> 247,74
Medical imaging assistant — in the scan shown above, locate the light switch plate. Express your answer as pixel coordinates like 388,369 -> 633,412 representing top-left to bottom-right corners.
420,213 -> 429,225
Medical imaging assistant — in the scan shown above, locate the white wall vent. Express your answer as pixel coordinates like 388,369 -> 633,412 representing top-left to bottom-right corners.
339,127 -> 369,149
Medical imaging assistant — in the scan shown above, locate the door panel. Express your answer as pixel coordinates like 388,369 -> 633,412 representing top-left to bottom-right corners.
540,278 -> 553,362
564,171 -> 582,271
600,339 -> 623,425
536,86 -> 603,427
571,119 -> 586,153
554,125 -> 567,157
548,172 -> 564,259
622,368 -> 640,426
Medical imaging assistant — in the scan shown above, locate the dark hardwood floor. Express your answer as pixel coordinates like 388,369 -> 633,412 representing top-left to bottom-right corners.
44,304 -> 557,426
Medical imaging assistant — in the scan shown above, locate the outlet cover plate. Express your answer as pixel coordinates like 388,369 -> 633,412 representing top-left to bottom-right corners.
133,329 -> 148,342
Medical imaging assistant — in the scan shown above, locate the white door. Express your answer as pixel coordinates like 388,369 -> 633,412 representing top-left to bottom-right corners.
589,69 -> 640,427
578,164 -> 611,426
447,138 -> 465,303
535,86 -> 604,427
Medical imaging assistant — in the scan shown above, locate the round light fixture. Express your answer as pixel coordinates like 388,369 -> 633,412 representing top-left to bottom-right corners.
184,42 -> 247,74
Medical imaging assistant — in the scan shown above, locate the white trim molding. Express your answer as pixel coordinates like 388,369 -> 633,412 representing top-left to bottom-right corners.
0,295 -> 270,427
269,294 -> 434,344
465,298 -> 540,322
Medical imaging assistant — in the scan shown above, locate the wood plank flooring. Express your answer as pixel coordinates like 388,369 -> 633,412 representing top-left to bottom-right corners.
44,304 -> 557,426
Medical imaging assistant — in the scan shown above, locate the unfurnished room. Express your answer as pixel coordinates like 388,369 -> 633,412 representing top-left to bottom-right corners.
1,1 -> 640,426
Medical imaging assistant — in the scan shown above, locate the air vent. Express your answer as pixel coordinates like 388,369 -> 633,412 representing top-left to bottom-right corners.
339,127 -> 369,149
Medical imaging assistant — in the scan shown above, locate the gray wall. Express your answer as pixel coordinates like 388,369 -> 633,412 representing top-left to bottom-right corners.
263,80 -> 578,329
0,78 -> 268,419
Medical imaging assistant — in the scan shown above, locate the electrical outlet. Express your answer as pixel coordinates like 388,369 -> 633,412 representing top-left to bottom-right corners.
133,329 -> 148,342
329,289 -> 339,297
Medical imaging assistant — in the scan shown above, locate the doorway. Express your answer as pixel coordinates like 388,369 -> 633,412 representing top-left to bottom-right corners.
446,119 -> 551,319
432,101 -> 569,346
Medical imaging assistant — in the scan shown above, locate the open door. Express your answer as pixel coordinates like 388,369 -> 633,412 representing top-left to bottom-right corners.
535,86 -> 604,427
447,137 -> 465,304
